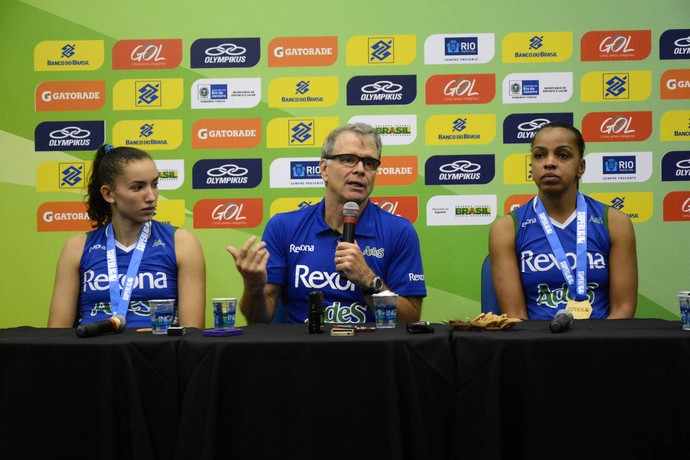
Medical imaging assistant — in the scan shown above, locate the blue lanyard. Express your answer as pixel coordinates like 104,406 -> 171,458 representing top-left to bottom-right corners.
534,193 -> 588,301
106,221 -> 151,317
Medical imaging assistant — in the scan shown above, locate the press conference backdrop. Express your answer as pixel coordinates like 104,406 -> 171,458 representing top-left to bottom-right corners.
1,0 -> 688,328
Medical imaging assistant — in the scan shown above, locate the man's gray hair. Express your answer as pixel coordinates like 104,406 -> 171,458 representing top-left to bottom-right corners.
321,122 -> 382,159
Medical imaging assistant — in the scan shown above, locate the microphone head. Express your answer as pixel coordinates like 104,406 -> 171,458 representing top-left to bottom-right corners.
112,314 -> 127,332
342,201 -> 360,219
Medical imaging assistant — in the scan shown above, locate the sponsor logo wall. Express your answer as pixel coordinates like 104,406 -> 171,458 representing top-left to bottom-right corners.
4,1 -> 688,327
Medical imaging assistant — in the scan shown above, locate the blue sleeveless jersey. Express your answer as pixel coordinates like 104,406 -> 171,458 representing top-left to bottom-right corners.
510,196 -> 611,320
263,198 -> 427,324
78,220 -> 178,328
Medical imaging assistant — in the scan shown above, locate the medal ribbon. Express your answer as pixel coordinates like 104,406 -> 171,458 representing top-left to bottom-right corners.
534,193 -> 588,302
106,221 -> 151,317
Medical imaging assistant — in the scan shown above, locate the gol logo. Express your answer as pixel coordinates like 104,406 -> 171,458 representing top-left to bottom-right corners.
112,39 -> 182,70
425,74 -> 495,104
35,81 -> 105,111
582,111 -> 652,142
663,192 -> 690,221
193,198 -> 263,228
37,202 -> 92,232
503,194 -> 536,214
375,156 -> 418,186
370,196 -> 418,223
580,30 -> 651,61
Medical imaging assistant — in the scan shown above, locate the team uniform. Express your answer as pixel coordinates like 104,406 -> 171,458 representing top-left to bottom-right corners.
78,220 -> 178,328
263,198 -> 427,324
511,196 -> 611,320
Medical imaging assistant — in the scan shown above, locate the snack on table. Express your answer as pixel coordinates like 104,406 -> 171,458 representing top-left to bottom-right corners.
448,312 -> 522,331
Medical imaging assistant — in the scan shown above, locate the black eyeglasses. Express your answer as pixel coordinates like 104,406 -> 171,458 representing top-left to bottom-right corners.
324,154 -> 381,171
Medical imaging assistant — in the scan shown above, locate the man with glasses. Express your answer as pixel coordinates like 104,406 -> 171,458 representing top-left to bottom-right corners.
227,122 -> 426,324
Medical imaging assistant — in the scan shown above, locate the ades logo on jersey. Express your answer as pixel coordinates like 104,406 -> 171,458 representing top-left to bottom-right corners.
346,75 -> 416,106
503,112 -> 573,144
190,38 -> 260,68
35,121 -> 105,152
192,158 -> 262,189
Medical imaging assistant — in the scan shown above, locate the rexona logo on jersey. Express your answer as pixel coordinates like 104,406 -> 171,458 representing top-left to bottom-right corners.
154,159 -> 184,190
589,192 -> 653,223
268,76 -> 338,108
346,75 -> 417,106
269,157 -> 324,188
193,198 -> 263,229
425,114 -> 496,145
426,195 -> 496,226
268,36 -> 337,67
36,161 -> 92,192
349,114 -> 416,146
345,35 -> 416,66
661,69 -> 690,100
661,151 -> 690,181
37,202 -> 92,231
192,118 -> 261,149
112,39 -> 182,70
582,111 -> 652,142
374,156 -> 418,186
35,81 -> 105,111
423,34 -> 495,64
112,78 -> 184,110
503,154 -> 533,185
425,154 -> 495,185
580,71 -> 652,102
660,110 -> 690,141
35,121 -> 105,152
34,40 -> 104,71
582,152 -> 652,183
425,74 -> 495,105
370,196 -> 418,223
502,72 -> 573,104
502,32 -> 572,63
266,117 -> 339,148
112,119 -> 183,151
663,192 -> 690,221
659,29 -> 690,60
191,78 -> 261,109
192,159 -> 262,190
504,194 -> 536,214
190,38 -> 260,68
269,197 -> 321,216
503,112 -> 573,144
580,30 -> 651,61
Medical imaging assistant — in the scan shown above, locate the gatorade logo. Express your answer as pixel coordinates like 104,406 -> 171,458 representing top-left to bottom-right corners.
374,156 -> 418,186
504,194 -> 536,214
268,36 -> 337,67
192,118 -> 261,149
37,202 -> 92,232
661,69 -> 690,100
36,81 -> 105,111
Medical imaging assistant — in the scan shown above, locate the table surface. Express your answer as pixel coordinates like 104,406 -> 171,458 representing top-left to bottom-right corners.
1,319 -> 689,460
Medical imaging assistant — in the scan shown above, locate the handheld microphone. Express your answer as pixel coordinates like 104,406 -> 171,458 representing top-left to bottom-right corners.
549,309 -> 574,333
342,201 -> 360,244
76,315 -> 127,338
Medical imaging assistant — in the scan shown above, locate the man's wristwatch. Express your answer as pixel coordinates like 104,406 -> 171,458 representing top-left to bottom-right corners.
361,275 -> 384,295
